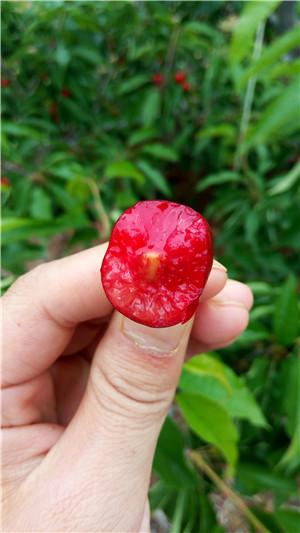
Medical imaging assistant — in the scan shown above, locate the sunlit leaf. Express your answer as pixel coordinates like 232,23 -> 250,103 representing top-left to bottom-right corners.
117,74 -> 150,95
239,26 -> 300,87
230,0 -> 280,63
176,391 -> 239,467
273,275 -> 299,346
105,160 -> 145,184
141,143 -> 178,162
242,80 -> 300,149
137,160 -> 171,196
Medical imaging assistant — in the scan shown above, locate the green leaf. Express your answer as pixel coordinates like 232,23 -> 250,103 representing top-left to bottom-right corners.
67,177 -> 91,202
1,275 -> 17,294
195,172 -> 242,192
267,58 -> 300,80
237,323 -> 271,343
115,191 -> 139,209
239,26 -> 300,87
179,354 -> 232,399
117,74 -> 150,95
149,481 -> 174,513
30,188 -> 52,220
230,1 -> 281,64
137,160 -> 172,196
196,124 -> 236,140
105,160 -> 145,184
55,44 -> 70,66
142,89 -> 161,127
278,356 -> 300,437
268,161 -> 300,196
72,45 -> 103,65
250,508 -> 286,533
176,392 -> 239,467
273,275 -> 299,346
2,121 -> 45,140
47,162 -> 84,181
153,416 -> 198,488
222,366 -> 268,428
243,80 -> 300,149
171,490 -> 187,533
250,304 -> 274,322
247,281 -> 275,296
128,128 -> 159,147
184,21 -> 217,39
42,151 -> 76,170
179,354 -> 267,428
273,508 -> 300,533
1,211 -> 89,245
278,422 -> 300,472
237,462 -> 298,500
141,143 -> 178,162
245,209 -> 260,245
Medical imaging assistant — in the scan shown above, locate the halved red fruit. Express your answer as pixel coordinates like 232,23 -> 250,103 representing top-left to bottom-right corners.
101,200 -> 213,328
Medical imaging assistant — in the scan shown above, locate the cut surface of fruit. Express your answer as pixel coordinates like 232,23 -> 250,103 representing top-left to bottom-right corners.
101,200 -> 213,328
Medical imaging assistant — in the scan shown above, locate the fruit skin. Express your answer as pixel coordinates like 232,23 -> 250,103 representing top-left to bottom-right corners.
61,88 -> 71,98
1,78 -> 10,87
174,72 -> 186,83
1,177 -> 10,187
152,73 -> 163,85
181,81 -> 191,93
101,200 -> 213,328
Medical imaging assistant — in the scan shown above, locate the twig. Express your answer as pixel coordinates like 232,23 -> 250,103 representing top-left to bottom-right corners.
234,21 -> 266,170
87,179 -> 110,240
189,450 -> 271,533
164,27 -> 181,75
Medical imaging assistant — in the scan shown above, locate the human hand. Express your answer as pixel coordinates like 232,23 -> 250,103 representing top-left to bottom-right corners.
2,244 -> 253,532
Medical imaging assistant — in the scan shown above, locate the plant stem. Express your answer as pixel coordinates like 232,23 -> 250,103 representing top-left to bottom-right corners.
234,21 -> 266,170
189,450 -> 271,533
87,179 -> 110,239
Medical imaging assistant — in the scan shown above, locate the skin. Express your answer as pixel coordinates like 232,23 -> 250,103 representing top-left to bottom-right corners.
2,243 -> 253,532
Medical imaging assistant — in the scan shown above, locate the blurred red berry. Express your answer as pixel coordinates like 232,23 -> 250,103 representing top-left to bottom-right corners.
61,88 -> 71,98
1,177 -> 10,187
53,115 -> 61,124
1,78 -> 10,87
174,72 -> 186,83
49,103 -> 58,116
181,81 -> 191,93
152,73 -> 163,85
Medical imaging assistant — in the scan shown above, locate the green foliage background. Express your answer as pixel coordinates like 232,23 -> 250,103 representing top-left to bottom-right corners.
1,1 -> 300,531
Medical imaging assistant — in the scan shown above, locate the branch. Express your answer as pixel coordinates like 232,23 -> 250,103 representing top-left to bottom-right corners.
189,450 -> 271,533
234,21 -> 266,170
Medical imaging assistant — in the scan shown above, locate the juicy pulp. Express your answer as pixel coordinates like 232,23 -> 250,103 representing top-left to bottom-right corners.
101,200 -> 213,328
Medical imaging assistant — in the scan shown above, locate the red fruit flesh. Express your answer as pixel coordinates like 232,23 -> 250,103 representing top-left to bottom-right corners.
101,200 -> 213,328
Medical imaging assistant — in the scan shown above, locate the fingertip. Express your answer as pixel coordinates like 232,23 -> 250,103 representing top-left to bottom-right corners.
192,299 -> 249,346
200,263 -> 228,302
218,279 -> 254,311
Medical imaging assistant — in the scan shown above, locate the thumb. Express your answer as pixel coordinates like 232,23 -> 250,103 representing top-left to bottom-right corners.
40,311 -> 193,532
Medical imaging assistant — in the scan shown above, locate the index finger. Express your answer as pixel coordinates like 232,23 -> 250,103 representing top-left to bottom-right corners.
2,243 -> 112,387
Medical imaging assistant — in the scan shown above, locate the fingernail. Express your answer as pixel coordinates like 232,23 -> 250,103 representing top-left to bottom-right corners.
210,298 -> 247,310
121,316 -> 190,355
212,260 -> 227,273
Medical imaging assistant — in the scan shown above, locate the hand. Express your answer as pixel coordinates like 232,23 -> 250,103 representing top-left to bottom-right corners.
2,244 -> 253,532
